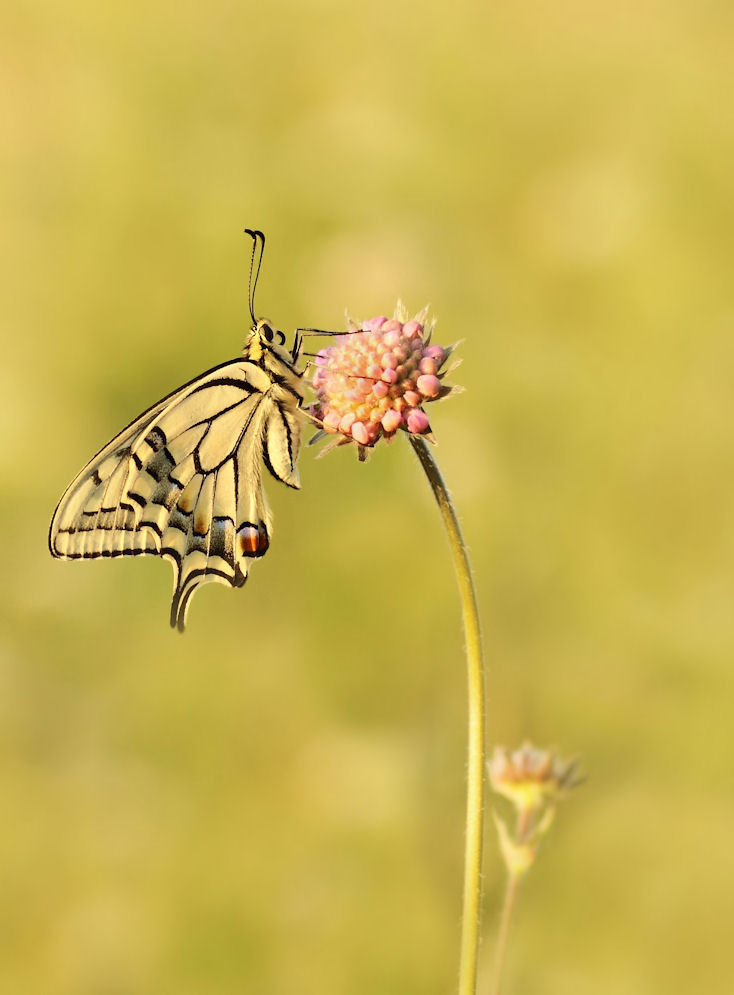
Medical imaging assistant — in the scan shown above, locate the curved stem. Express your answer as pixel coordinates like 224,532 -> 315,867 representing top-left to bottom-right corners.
409,435 -> 486,995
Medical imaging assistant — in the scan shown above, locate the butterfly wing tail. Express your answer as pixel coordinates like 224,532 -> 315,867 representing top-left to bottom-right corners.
164,455 -> 270,632
169,564 -> 247,633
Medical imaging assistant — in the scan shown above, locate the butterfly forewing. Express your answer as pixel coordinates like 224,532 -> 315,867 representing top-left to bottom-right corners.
50,350 -> 304,631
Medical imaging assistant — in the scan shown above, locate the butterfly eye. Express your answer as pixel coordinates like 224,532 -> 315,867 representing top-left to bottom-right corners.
276,330 -> 285,346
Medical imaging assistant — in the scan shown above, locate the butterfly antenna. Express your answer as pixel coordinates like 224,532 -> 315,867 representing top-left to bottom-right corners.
297,326 -> 356,338
244,228 -> 265,326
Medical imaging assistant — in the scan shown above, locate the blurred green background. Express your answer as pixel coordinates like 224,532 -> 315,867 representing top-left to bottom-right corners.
2,1 -> 733,992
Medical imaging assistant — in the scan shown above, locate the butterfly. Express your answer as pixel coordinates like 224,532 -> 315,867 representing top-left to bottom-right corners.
49,230 -> 305,631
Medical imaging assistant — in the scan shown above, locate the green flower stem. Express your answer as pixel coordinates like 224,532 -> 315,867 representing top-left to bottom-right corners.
490,808 -> 533,995
488,870 -> 520,995
409,435 -> 486,995
489,807 -> 531,995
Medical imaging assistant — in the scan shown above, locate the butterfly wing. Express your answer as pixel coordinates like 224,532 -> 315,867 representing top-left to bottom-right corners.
49,358 -> 303,631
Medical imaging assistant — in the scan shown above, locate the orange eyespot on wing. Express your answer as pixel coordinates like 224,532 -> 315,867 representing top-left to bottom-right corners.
236,523 -> 270,558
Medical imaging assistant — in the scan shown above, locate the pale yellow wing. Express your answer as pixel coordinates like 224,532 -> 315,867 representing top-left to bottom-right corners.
49,358 -> 302,630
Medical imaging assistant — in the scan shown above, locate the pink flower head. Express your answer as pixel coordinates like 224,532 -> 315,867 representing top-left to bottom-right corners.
310,303 -> 459,457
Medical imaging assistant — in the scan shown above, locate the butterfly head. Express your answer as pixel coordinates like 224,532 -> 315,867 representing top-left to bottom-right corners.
246,318 -> 295,365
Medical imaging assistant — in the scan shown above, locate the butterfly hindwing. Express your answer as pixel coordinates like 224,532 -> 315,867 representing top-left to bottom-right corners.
263,401 -> 302,488
49,356 -> 303,631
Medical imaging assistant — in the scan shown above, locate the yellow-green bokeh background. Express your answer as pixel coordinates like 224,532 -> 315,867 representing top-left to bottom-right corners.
3,2 -> 734,992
